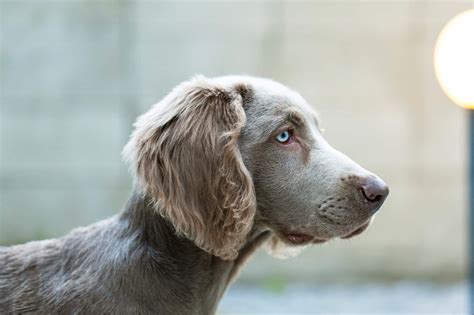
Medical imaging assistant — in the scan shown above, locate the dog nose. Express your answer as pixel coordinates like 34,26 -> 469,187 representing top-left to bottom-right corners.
360,176 -> 389,212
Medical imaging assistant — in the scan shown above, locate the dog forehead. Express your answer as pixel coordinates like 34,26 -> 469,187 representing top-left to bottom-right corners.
249,86 -> 317,130
209,75 -> 319,133
214,75 -> 312,112
214,75 -> 303,101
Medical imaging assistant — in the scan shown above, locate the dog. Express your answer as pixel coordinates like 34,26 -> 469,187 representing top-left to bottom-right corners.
0,75 -> 388,314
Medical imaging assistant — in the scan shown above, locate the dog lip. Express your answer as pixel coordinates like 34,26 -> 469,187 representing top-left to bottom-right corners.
284,232 -> 328,245
285,232 -> 314,244
340,221 -> 370,239
312,238 -> 327,244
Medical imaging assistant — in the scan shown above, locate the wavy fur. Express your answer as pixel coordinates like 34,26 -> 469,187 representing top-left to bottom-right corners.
123,76 -> 256,260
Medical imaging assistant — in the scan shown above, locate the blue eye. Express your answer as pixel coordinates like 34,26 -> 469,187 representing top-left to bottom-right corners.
276,130 -> 291,143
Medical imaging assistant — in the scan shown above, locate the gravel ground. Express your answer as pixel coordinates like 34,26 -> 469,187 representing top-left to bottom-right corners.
218,282 -> 468,315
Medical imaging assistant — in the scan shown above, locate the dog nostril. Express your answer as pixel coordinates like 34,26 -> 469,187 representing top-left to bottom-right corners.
361,188 -> 382,202
360,178 -> 389,206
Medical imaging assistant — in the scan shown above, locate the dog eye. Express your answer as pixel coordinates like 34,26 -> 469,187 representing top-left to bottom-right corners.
275,130 -> 293,144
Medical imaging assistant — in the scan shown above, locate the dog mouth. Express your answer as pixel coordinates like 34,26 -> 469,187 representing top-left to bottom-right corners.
285,232 -> 327,245
284,219 -> 372,245
340,221 -> 371,239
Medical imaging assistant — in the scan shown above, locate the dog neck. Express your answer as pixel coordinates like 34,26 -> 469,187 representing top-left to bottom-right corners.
118,190 -> 271,313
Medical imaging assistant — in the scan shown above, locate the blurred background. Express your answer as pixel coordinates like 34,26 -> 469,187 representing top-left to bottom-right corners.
0,0 -> 472,314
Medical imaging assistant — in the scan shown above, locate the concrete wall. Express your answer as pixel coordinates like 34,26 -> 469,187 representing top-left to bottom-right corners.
0,0 -> 470,283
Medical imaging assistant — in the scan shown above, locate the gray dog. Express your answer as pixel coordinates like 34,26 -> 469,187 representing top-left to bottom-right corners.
0,76 -> 388,314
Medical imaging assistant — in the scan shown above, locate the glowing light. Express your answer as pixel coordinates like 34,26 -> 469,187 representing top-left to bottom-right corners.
434,9 -> 474,109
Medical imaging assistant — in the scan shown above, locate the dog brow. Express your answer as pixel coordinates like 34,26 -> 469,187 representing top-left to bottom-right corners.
287,111 -> 305,127
257,110 -> 308,143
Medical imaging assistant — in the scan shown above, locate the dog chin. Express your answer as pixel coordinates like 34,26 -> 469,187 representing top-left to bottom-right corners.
340,219 -> 373,239
282,215 -> 375,245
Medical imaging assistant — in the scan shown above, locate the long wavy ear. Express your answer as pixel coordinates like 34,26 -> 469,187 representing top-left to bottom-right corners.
123,76 -> 255,260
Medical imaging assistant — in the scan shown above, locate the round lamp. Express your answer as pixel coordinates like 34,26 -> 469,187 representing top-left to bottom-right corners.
434,9 -> 474,108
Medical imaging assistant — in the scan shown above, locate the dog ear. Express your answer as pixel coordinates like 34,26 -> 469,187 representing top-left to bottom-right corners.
123,76 -> 255,260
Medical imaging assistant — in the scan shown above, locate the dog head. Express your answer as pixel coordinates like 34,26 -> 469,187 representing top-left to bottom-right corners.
123,75 -> 388,260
